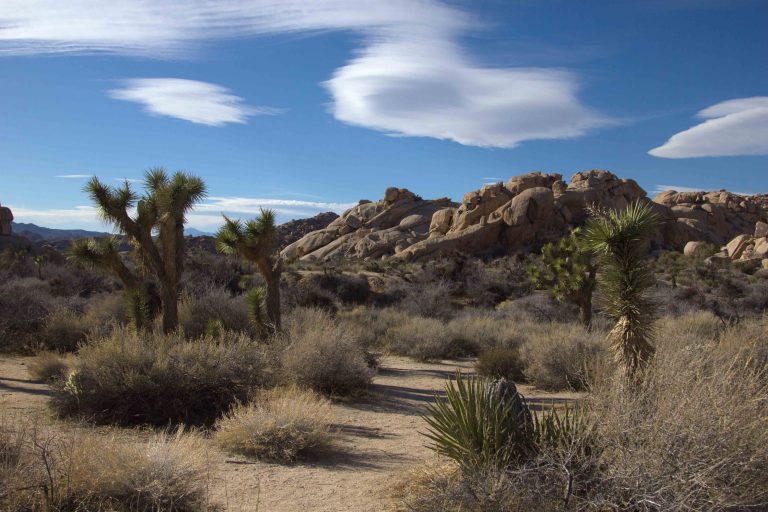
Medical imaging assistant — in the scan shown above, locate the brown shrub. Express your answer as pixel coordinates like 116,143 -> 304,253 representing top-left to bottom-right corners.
0,423 -> 211,511
475,347 -> 525,381
215,386 -> 333,462
280,308 -> 373,395
520,323 -> 607,391
27,351 -> 72,382
51,328 -> 271,426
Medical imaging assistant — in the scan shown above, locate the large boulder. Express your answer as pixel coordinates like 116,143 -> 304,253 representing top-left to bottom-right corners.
0,203 -> 12,236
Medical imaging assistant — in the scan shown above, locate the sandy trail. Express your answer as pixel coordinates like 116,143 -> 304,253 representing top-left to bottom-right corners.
0,355 -> 582,512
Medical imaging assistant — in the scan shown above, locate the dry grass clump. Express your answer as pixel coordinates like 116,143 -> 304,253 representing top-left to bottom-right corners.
475,347 -> 525,381
38,308 -> 90,352
178,287 -> 251,339
590,316 -> 768,510
385,316 -> 451,361
281,308 -> 373,395
51,327 -> 271,426
27,351 -> 72,382
215,386 -> 333,462
520,323 -> 607,391
1,423 -> 211,512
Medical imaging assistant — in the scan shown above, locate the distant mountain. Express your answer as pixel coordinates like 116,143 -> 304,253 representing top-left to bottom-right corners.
185,227 -> 215,237
11,222 -> 111,241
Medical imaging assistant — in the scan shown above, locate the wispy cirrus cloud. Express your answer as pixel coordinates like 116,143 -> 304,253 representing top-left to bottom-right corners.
109,79 -> 280,126
9,196 -> 355,231
649,97 -> 768,158
55,174 -> 91,179
0,0 -> 610,147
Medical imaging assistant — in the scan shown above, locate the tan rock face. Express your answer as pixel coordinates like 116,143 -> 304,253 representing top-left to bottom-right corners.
0,204 -> 13,236
281,171 -> 768,262
684,241 -> 710,258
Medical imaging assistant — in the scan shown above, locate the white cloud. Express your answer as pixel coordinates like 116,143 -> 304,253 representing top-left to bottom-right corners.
109,79 -> 279,126
55,174 -> 91,178
0,0 -> 609,147
9,196 -> 354,231
649,97 -> 768,158
652,184 -> 704,195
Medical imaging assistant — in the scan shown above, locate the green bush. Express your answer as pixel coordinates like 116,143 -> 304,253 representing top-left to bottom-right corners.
51,328 -> 271,426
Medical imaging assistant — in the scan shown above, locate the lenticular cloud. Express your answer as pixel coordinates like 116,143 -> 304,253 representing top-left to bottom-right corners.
0,0 -> 610,147
649,97 -> 768,158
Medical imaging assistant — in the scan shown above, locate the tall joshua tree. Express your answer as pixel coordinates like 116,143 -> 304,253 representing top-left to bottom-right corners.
69,169 -> 206,333
528,229 -> 597,327
216,209 -> 282,333
584,201 -> 660,380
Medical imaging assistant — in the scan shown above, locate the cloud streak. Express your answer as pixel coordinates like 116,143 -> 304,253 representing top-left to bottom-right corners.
0,0 -> 610,147
649,97 -> 768,158
55,174 -> 91,179
109,78 -> 280,126
9,196 -> 355,231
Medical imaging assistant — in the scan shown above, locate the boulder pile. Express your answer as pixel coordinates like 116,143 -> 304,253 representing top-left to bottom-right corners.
282,170 -> 768,262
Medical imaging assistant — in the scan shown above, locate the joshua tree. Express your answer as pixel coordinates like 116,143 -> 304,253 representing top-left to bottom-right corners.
69,169 -> 206,333
584,201 -> 660,380
528,229 -> 597,327
216,209 -> 282,333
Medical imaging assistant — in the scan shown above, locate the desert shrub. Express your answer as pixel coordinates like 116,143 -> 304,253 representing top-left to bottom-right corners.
51,328 -> 271,426
81,292 -> 126,337
0,424 -> 210,512
178,288 -> 251,338
37,308 -> 90,351
475,347 -> 525,381
27,351 -> 71,382
280,308 -> 373,395
589,318 -> 768,510
45,261 -> 114,298
655,310 -> 722,346
215,386 -> 333,462
397,280 -> 456,319
0,278 -> 65,352
497,292 -> 578,324
337,307 -> 410,350
446,312 -> 520,355
521,323 -> 607,391
385,316 -> 453,361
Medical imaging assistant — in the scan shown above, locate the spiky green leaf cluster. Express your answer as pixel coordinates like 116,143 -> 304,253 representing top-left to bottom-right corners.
528,229 -> 592,303
424,373 -> 537,470
215,209 -> 277,260
583,202 -> 660,327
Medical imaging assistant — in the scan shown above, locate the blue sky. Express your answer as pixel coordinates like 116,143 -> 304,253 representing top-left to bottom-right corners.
1,0 -> 766,231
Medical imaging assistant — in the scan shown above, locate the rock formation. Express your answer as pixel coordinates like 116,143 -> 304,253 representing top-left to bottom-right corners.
282,188 -> 456,261
0,203 -> 12,236
276,211 -> 339,249
282,171 -> 768,262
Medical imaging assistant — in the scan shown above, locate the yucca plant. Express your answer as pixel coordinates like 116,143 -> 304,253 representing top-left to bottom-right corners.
423,373 -> 537,471
69,169 -> 206,333
583,201 -> 660,380
216,209 -> 282,333
528,229 -> 597,326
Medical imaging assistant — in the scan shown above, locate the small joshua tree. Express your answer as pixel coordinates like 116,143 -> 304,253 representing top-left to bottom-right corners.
584,201 -> 660,380
69,169 -> 206,333
216,209 -> 282,334
528,229 -> 596,327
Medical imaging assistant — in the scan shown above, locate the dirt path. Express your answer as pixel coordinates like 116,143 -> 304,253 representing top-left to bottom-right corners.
0,355 -> 582,512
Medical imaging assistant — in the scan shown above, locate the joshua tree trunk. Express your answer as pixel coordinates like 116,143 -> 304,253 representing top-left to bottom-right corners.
160,285 -> 179,334
257,256 -> 282,333
610,315 -> 656,380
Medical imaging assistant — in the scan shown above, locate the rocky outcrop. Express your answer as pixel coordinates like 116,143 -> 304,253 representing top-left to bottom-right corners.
653,190 -> 766,247
281,187 -> 456,261
709,229 -> 768,272
281,171 -> 768,262
276,211 -> 339,249
0,203 -> 12,236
